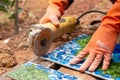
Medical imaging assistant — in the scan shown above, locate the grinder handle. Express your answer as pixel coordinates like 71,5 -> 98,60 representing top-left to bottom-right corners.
40,16 -> 79,39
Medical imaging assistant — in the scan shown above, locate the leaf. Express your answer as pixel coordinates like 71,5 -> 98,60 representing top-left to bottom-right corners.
0,0 -> 9,5
10,0 -> 15,8
8,11 -> 15,19
0,6 -> 8,13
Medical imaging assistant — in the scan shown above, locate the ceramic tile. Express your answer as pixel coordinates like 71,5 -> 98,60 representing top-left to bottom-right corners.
42,34 -> 89,70
8,62 -> 81,80
42,34 -> 120,80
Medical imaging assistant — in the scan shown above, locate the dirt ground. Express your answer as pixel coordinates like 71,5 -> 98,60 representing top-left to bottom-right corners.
0,0 -> 113,79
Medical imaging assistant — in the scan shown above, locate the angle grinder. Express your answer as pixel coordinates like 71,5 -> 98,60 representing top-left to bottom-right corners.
28,16 -> 79,56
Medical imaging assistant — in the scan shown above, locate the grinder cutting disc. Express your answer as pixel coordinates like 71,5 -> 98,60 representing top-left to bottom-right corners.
33,27 -> 53,56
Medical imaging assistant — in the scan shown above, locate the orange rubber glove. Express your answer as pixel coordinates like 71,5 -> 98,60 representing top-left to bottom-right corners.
70,0 -> 120,72
39,0 -> 69,26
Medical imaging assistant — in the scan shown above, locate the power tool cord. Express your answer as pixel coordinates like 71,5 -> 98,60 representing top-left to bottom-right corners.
76,10 -> 107,25
77,10 -> 106,20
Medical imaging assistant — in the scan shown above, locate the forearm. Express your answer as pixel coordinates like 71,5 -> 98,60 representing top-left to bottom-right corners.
91,0 -> 120,50
100,0 -> 120,34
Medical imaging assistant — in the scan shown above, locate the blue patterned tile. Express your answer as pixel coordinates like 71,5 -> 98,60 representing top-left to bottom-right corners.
57,51 -> 66,55
50,57 -> 58,61
8,62 -> 80,80
35,65 -> 44,69
24,62 -> 32,66
94,70 -> 102,75
70,64 -> 81,69
43,55 -> 49,58
115,78 -> 120,80
48,75 -> 57,80
42,34 -> 120,80
101,74 -> 112,78
43,68 -> 51,73
53,70 -> 64,77
71,49 -> 78,55
63,75 -> 75,80
112,53 -> 120,63
65,56 -> 73,60
60,59 -> 70,64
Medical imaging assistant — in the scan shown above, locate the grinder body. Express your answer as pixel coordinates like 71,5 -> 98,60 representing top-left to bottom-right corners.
28,16 -> 79,56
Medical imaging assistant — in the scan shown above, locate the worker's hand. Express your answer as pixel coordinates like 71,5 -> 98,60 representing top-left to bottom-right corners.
70,39 -> 112,72
70,22 -> 119,72
70,0 -> 120,72
39,3 -> 62,26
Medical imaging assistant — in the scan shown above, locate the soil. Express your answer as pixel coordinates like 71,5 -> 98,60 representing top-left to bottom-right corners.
0,0 -> 113,79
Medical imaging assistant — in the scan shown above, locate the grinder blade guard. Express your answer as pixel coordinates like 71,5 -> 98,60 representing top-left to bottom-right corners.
29,24 -> 53,56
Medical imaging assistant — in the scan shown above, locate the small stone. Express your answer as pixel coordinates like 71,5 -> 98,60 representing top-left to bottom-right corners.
0,54 -> 17,68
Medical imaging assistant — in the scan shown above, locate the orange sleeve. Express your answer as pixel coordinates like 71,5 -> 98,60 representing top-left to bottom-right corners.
51,0 -> 71,14
100,0 -> 120,33
90,0 -> 120,50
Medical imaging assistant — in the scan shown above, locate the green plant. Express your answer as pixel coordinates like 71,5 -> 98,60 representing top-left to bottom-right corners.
0,0 -> 19,34
0,0 -> 15,19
